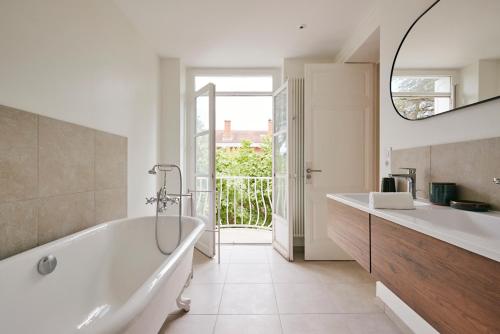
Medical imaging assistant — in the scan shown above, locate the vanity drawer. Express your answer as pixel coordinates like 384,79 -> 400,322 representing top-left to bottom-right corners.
327,200 -> 370,272
371,215 -> 500,334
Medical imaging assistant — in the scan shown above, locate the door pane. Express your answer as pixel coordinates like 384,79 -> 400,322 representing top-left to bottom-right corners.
196,176 -> 210,219
273,132 -> 287,174
273,131 -> 287,219
274,174 -> 287,219
196,95 -> 209,133
195,134 -> 209,175
274,89 -> 287,132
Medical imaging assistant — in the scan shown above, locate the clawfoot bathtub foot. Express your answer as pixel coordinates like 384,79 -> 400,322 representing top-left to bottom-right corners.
176,294 -> 191,312
176,272 -> 193,312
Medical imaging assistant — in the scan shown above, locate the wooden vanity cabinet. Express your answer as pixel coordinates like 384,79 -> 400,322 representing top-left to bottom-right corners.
371,215 -> 500,334
327,198 -> 500,334
327,200 -> 370,272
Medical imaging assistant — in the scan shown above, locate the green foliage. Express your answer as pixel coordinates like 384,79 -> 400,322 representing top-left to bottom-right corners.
216,137 -> 272,177
216,137 -> 272,228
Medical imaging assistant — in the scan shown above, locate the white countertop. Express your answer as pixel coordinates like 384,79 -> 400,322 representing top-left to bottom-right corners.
327,193 -> 500,262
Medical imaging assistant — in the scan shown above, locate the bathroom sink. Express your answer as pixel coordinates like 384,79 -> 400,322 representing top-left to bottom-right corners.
335,193 -> 429,207
403,207 -> 500,239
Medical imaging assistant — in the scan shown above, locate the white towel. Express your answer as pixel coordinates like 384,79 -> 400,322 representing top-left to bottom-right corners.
369,192 -> 415,210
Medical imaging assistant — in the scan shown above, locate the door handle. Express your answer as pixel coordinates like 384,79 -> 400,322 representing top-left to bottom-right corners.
306,168 -> 322,173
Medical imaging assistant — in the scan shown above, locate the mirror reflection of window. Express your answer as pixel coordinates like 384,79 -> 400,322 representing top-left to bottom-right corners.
392,75 -> 452,120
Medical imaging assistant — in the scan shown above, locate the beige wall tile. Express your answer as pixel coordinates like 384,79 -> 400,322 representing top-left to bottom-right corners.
39,116 -> 95,197
1,106 -> 128,258
391,146 -> 431,199
38,192 -> 95,245
0,200 -> 38,259
0,148 -> 38,202
95,188 -> 127,224
0,105 -> 37,151
430,138 -> 500,210
95,130 -> 127,190
0,106 -> 38,203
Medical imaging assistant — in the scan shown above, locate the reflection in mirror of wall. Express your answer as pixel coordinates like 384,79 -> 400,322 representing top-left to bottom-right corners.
391,0 -> 500,120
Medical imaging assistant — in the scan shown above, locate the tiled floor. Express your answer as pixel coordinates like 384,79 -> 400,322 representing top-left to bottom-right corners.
219,228 -> 272,244
159,245 -> 402,334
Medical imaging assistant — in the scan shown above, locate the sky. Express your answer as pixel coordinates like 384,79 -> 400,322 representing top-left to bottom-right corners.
216,96 -> 272,130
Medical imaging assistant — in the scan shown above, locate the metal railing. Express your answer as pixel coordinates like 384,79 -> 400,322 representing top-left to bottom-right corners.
217,176 -> 272,230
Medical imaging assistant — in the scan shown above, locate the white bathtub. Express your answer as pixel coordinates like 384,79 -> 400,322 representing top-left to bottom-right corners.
0,215 -> 205,334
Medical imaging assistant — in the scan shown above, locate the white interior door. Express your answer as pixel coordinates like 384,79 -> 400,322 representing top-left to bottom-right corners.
272,83 -> 294,261
192,83 -> 216,258
304,64 -> 375,260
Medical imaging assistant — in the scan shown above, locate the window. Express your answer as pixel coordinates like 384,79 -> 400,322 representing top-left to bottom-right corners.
392,75 -> 453,119
195,76 -> 273,93
193,73 -> 275,148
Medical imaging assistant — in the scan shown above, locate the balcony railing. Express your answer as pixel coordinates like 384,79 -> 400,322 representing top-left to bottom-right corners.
217,176 -> 272,230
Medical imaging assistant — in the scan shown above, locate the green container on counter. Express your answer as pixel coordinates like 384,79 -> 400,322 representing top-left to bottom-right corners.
429,182 -> 457,206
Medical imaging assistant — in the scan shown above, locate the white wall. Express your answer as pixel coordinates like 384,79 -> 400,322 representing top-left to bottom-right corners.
158,58 -> 186,214
282,57 -> 335,80
478,59 -> 500,100
379,0 -> 500,176
0,0 -> 159,217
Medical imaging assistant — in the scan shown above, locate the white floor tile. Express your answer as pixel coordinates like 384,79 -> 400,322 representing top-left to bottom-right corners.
270,262 -> 322,283
345,313 -> 403,334
214,315 -> 282,334
326,283 -> 383,313
183,284 -> 224,314
280,314 -> 351,334
311,261 -> 374,284
159,314 -> 216,334
192,262 -> 228,284
274,283 -> 338,314
230,245 -> 269,263
219,284 -> 278,314
226,263 -> 272,283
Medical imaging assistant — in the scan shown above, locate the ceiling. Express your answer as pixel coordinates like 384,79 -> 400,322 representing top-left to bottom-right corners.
395,0 -> 500,69
113,0 -> 378,67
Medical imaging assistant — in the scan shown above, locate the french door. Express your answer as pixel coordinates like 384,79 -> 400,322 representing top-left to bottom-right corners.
192,83 -> 216,258
272,82 -> 294,261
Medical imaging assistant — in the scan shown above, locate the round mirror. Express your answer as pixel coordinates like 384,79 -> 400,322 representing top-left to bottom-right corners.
391,0 -> 500,120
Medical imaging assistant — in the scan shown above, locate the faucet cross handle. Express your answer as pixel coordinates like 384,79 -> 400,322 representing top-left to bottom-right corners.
145,197 -> 156,205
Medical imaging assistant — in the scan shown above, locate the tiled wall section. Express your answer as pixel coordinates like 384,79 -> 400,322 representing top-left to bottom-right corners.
391,137 -> 500,210
0,105 -> 127,259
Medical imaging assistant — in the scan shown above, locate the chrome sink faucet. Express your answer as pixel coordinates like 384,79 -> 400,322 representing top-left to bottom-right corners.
494,177 -> 500,185
390,168 -> 417,199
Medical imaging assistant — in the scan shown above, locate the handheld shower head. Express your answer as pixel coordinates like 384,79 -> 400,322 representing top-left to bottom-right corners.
148,166 -> 157,175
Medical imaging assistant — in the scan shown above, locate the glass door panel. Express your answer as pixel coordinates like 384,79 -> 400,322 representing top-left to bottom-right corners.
272,82 -> 293,260
193,84 -> 216,258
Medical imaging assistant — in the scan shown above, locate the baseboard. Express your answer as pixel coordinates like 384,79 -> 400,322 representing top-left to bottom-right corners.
376,282 -> 439,334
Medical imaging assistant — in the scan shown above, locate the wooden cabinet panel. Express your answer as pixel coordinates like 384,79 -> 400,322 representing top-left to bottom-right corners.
371,215 -> 500,334
327,200 -> 370,271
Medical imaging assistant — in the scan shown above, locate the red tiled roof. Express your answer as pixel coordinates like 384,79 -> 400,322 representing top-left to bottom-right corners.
216,130 -> 269,145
